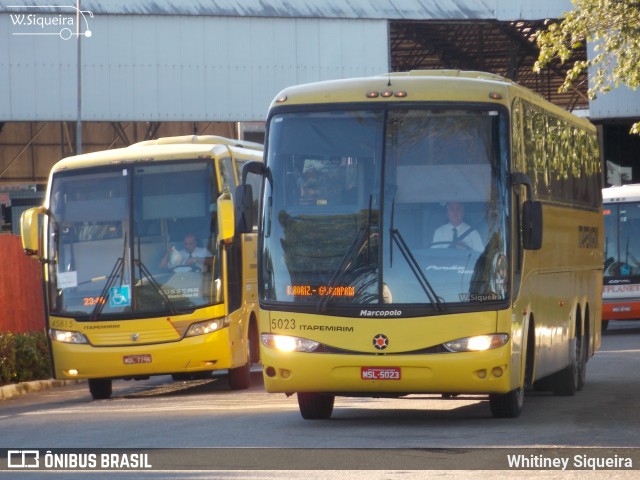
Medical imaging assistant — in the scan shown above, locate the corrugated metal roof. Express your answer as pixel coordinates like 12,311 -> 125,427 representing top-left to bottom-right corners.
2,0 -> 572,20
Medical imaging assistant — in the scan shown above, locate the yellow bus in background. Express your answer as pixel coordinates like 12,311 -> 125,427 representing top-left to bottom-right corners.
235,71 -> 603,418
21,135 -> 263,399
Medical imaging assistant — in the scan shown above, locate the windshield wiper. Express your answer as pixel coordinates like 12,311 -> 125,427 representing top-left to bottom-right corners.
135,237 -> 178,315
90,256 -> 125,321
389,198 -> 445,311
390,228 -> 445,311
317,196 -> 376,312
90,235 -> 127,321
317,227 -> 368,312
134,259 -> 179,315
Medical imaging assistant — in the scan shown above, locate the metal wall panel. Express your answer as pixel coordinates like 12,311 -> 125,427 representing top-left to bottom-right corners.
590,86 -> 640,120
1,14 -> 388,121
1,13 -> 79,120
2,0 -> 636,122
587,43 -> 640,120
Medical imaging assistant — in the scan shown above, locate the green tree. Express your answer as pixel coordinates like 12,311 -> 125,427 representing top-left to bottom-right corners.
535,0 -> 640,133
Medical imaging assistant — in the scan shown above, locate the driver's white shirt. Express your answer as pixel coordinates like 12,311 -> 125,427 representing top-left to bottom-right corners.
169,246 -> 212,268
432,222 -> 484,252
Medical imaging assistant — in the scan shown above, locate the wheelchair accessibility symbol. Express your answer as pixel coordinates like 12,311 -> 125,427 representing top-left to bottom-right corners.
109,285 -> 131,308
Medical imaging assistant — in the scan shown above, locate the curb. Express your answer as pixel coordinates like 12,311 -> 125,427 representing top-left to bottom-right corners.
0,379 -> 83,401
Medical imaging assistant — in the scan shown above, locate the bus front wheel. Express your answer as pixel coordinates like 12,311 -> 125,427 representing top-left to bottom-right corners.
228,363 -> 250,390
489,387 -> 523,418
297,392 -> 335,419
88,379 -> 112,400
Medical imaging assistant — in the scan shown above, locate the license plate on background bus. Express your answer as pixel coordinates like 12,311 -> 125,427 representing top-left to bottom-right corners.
361,367 -> 401,380
612,306 -> 631,312
123,354 -> 152,365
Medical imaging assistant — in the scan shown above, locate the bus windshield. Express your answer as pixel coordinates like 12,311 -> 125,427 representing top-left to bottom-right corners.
604,201 -> 640,279
262,107 -> 510,312
48,160 -> 221,318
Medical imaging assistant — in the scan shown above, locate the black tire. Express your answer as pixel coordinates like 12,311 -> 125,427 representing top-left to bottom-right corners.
297,392 -> 335,419
228,321 -> 258,390
552,335 -> 580,396
489,387 -> 523,418
576,332 -> 588,391
88,379 -> 112,400
602,320 -> 609,331
247,320 -> 260,365
228,363 -> 251,390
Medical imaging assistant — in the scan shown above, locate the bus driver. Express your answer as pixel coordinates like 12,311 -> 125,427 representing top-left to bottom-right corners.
431,202 -> 484,252
161,233 -> 212,271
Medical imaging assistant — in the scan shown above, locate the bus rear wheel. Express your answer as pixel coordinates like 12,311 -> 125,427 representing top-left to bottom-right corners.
552,333 -> 585,396
228,321 -> 259,390
297,392 -> 335,419
89,379 -> 112,400
489,387 -> 523,418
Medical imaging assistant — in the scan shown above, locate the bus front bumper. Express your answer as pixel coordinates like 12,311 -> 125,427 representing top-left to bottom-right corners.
260,346 -> 514,396
51,329 -> 235,380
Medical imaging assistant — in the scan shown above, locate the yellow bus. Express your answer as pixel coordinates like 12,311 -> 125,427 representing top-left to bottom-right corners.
235,70 -> 603,418
602,184 -> 640,330
21,135 -> 263,399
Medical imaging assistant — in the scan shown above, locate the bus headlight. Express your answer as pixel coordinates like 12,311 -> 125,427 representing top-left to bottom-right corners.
261,334 -> 320,353
185,319 -> 225,337
49,329 -> 88,344
444,334 -> 509,352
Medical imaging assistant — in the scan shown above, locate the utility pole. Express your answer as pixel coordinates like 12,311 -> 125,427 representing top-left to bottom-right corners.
76,0 -> 82,155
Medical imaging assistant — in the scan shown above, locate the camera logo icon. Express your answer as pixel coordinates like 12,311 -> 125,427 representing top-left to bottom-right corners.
8,450 -> 40,469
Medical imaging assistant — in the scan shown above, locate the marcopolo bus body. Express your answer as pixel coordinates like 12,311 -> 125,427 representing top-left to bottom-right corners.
236,70 -> 604,419
602,184 -> 640,330
21,136 -> 263,399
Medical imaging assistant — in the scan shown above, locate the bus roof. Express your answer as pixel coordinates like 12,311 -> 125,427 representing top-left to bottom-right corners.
269,69 -> 595,130
130,135 -> 263,152
51,136 -> 263,173
603,184 -> 640,203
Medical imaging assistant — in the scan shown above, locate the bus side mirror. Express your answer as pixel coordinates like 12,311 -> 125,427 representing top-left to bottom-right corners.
511,172 -> 543,250
240,160 -> 264,184
522,200 -> 543,250
234,184 -> 254,234
217,193 -> 235,244
20,206 -> 46,258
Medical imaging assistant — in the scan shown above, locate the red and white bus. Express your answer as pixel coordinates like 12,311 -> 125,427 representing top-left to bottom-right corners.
603,184 -> 640,330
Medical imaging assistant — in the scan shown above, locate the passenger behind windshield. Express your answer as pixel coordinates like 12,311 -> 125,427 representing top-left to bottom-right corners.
431,202 -> 484,252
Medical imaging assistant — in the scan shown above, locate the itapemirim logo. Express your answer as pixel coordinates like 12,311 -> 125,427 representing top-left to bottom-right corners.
7,4 -> 93,40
